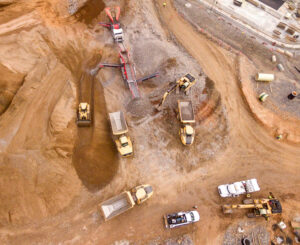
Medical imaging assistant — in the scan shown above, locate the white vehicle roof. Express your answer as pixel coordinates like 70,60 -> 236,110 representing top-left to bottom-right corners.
218,185 -> 230,197
244,178 -> 260,192
185,211 -> 200,222
218,178 -> 260,197
113,29 -> 123,34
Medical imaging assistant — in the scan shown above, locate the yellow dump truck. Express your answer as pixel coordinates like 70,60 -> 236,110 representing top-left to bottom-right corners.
100,184 -> 153,221
109,111 -> 133,157
77,102 -> 92,126
178,100 -> 195,145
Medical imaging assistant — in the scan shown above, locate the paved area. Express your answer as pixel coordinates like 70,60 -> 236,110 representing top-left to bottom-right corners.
214,0 -> 278,34
259,0 -> 284,10
201,0 -> 300,48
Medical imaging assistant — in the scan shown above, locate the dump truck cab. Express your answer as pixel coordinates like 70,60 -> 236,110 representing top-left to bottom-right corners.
77,102 -> 91,126
180,125 -> 195,145
115,135 -> 133,157
178,100 -> 196,145
177,74 -> 196,92
109,111 -> 133,157
131,185 -> 153,204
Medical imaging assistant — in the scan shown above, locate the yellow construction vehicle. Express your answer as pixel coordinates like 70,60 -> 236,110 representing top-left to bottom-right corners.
178,100 -> 195,145
222,194 -> 282,221
156,74 -> 196,110
77,102 -> 92,126
109,111 -> 133,157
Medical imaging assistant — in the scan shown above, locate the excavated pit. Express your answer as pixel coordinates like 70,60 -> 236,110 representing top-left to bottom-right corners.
72,66 -> 119,191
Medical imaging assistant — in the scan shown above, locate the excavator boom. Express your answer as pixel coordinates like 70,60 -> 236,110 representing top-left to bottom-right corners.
222,196 -> 282,219
105,6 -> 120,24
156,83 -> 178,110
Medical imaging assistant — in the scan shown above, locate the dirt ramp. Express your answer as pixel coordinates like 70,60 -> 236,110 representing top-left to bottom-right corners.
73,73 -> 119,191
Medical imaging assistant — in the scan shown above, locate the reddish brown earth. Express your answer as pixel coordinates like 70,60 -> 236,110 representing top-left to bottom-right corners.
0,0 -> 299,244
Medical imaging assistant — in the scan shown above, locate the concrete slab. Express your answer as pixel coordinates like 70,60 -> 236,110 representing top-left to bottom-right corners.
258,0 -> 284,10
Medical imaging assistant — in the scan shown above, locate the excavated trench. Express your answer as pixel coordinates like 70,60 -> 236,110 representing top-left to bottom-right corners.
72,57 -> 119,191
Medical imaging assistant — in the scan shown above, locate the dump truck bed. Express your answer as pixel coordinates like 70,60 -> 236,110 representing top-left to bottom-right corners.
100,192 -> 135,220
178,100 -> 195,123
109,111 -> 128,135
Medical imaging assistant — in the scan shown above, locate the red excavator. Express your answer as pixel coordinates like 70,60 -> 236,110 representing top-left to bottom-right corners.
99,6 -> 123,43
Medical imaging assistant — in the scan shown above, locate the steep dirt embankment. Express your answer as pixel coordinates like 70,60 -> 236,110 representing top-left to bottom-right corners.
156,0 -> 300,144
238,55 -> 300,143
0,0 -> 116,225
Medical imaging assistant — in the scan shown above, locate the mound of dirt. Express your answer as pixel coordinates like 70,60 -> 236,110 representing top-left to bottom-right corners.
126,98 -> 153,119
0,1 -> 115,225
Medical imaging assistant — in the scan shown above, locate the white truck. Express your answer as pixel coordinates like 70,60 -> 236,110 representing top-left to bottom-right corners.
100,185 -> 153,221
218,178 -> 260,198
164,211 -> 200,229
112,28 -> 124,43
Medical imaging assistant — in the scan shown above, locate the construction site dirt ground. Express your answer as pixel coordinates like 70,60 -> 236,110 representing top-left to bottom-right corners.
0,0 -> 299,245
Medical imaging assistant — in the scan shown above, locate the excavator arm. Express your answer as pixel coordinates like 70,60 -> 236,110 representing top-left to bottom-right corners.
156,83 -> 179,110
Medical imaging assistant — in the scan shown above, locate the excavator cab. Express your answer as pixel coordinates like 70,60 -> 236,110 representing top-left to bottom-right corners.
77,102 -> 91,126
181,81 -> 190,90
179,74 -> 196,91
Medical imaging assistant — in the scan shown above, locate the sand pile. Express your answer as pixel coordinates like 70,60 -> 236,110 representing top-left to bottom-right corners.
0,0 -> 110,225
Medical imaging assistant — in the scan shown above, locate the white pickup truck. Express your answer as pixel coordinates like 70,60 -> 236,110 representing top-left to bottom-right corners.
164,211 -> 200,229
218,179 -> 260,198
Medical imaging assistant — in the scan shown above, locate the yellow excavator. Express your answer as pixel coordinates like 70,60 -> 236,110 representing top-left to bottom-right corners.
77,102 -> 92,126
156,74 -> 196,111
222,193 -> 282,221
